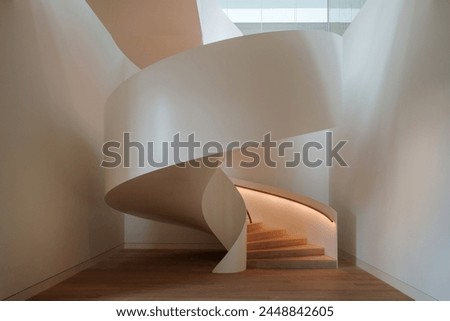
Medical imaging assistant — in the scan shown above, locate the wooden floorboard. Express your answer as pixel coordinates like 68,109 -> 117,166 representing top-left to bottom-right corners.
30,249 -> 412,301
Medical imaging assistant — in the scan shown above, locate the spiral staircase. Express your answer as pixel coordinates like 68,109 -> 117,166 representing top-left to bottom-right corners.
89,0 -> 340,273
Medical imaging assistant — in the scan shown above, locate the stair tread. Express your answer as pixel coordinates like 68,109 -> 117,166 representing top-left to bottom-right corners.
247,244 -> 325,259
247,255 -> 336,269
247,222 -> 265,233
248,244 -> 323,253
247,229 -> 287,241
247,237 -> 307,250
247,222 -> 263,228
248,228 -> 286,234
248,236 -> 306,244
247,222 -> 263,225
248,255 -> 335,262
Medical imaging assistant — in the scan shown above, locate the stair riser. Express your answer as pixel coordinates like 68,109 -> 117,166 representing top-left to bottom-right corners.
248,248 -> 324,260
247,260 -> 337,269
247,239 -> 307,250
247,230 -> 287,242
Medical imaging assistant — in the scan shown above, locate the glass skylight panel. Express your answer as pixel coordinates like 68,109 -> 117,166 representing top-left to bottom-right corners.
297,8 -> 328,23
262,8 -> 296,23
226,9 -> 262,23
219,0 -> 366,35
261,0 -> 295,22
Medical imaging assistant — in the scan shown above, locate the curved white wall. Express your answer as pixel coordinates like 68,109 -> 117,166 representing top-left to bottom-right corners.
104,31 -> 342,190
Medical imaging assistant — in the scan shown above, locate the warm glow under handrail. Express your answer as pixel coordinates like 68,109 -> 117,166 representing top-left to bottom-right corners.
232,178 -> 337,223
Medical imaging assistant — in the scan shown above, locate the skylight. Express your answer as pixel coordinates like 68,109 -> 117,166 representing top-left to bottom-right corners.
218,0 -> 367,35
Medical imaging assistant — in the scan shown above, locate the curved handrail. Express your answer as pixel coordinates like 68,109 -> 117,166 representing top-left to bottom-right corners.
246,210 -> 253,224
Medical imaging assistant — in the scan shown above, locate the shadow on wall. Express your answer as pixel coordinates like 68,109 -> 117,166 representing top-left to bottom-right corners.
124,217 -> 221,246
330,0 -> 417,257
330,0 -> 450,300
0,0 -> 124,299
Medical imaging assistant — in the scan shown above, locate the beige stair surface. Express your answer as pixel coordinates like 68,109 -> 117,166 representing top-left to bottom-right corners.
247,237 -> 308,251
247,255 -> 337,269
247,222 -> 264,233
247,229 -> 287,242
246,222 -> 337,270
247,244 -> 324,259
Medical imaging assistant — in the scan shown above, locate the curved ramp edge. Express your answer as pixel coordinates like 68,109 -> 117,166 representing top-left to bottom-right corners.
196,0 -> 243,44
202,169 -> 247,273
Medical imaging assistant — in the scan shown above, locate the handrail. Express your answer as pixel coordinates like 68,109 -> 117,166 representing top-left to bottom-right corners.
246,210 -> 253,224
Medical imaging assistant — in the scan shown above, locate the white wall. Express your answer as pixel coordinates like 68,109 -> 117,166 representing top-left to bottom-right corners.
224,131 -> 331,205
331,0 -> 450,300
0,0 -> 128,299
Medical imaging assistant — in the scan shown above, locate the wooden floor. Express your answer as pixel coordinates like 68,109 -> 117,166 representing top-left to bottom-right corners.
31,249 -> 412,301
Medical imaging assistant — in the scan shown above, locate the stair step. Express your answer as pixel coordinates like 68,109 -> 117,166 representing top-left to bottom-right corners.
247,229 -> 287,242
247,245 -> 324,259
247,237 -> 307,250
247,256 -> 337,269
247,222 -> 264,233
